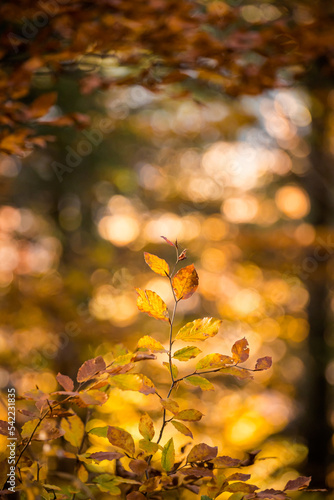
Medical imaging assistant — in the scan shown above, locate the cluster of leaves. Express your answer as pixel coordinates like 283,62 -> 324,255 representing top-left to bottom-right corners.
0,238 -> 317,499
1,0 -> 334,154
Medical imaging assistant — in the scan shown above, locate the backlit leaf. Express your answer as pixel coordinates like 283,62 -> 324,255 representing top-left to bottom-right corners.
232,338 -> 249,364
144,252 -> 170,277
163,361 -> 178,378
161,438 -> 175,471
213,456 -> 241,468
196,353 -> 233,370
88,426 -> 108,438
284,476 -> 312,491
160,399 -> 180,414
137,335 -> 166,352
175,409 -> 203,421
139,413 -> 155,441
255,356 -> 272,371
220,366 -> 253,380
161,236 -> 176,247
136,288 -> 169,322
107,426 -> 135,456
61,414 -> 84,448
171,420 -> 193,438
77,356 -> 106,383
139,439 -> 161,454
187,443 -> 218,462
185,375 -> 214,391
173,346 -> 202,361
172,264 -> 199,300
176,318 -> 222,342
110,374 -> 155,395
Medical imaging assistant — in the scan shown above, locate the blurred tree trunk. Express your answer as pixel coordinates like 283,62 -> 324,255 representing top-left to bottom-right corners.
301,87 -> 333,487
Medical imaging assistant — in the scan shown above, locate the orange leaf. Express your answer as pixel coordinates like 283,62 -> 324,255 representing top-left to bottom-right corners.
144,252 -> 170,277
187,443 -> 218,462
107,426 -> 135,456
232,338 -> 249,364
255,356 -> 272,371
136,288 -> 169,322
172,264 -> 199,300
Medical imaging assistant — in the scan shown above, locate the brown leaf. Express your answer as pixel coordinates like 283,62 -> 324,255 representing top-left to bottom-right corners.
56,373 -> 74,392
89,451 -> 124,461
284,476 -> 312,491
255,356 -> 272,371
224,482 -> 259,493
227,473 -> 251,481
127,492 -> 147,500
161,236 -> 176,247
139,413 -> 155,441
107,426 -> 135,456
232,338 -> 249,363
172,264 -> 199,300
129,459 -> 149,475
77,356 -> 106,383
28,92 -> 57,119
180,467 -> 213,477
256,489 -> 287,499
187,443 -> 218,462
212,456 -> 241,467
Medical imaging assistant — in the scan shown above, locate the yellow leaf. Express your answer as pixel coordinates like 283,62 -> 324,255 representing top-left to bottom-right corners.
187,443 -> 218,463
137,335 -> 166,352
144,252 -> 170,277
171,421 -> 193,438
196,353 -> 233,370
139,413 -> 155,441
172,264 -> 198,300
160,399 -> 179,414
136,288 -> 169,322
110,374 -> 155,395
176,318 -> 222,342
174,409 -> 203,421
173,346 -> 202,361
184,375 -> 214,391
61,414 -> 85,448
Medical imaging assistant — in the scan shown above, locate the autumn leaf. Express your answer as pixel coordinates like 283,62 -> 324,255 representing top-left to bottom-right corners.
185,375 -> 214,391
232,338 -> 249,364
109,374 -> 155,395
127,492 -> 146,500
213,456 -> 241,468
107,426 -> 135,456
171,420 -> 193,438
161,438 -> 175,471
255,356 -> 272,371
61,414 -> 84,448
224,482 -> 259,493
139,413 -> 155,441
77,356 -> 106,382
172,264 -> 199,300
28,92 -> 57,119
161,236 -> 176,247
227,473 -> 251,481
187,443 -> 218,462
88,426 -> 108,438
137,335 -> 166,352
173,346 -> 202,361
129,459 -> 149,475
180,468 -> 213,477
174,409 -> 203,421
136,288 -> 169,322
196,353 -> 233,370
160,398 -> 180,414
284,476 -> 312,491
163,361 -> 178,378
220,366 -> 253,380
176,318 -> 222,342
139,439 -> 161,454
56,373 -> 74,392
89,451 -> 124,461
144,252 -> 170,276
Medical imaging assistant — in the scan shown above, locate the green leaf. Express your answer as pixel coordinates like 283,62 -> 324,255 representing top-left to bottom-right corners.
160,398 -> 179,414
173,346 -> 202,361
107,426 -> 135,456
138,439 -> 161,454
176,318 -> 222,342
139,413 -> 155,441
174,409 -> 203,421
61,414 -> 85,448
185,375 -> 214,391
161,438 -> 175,472
196,353 -> 233,370
163,361 -> 178,378
171,420 -> 193,438
202,496 -> 214,500
110,373 -> 155,395
89,426 -> 108,438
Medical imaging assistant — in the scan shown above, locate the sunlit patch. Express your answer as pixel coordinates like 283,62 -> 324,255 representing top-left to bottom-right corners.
90,285 -> 138,326
222,195 -> 259,223
98,215 -> 140,246
230,288 -> 262,315
294,223 -> 315,245
275,185 -> 310,219
144,213 -> 183,243
201,247 -> 226,272
202,216 -> 228,241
